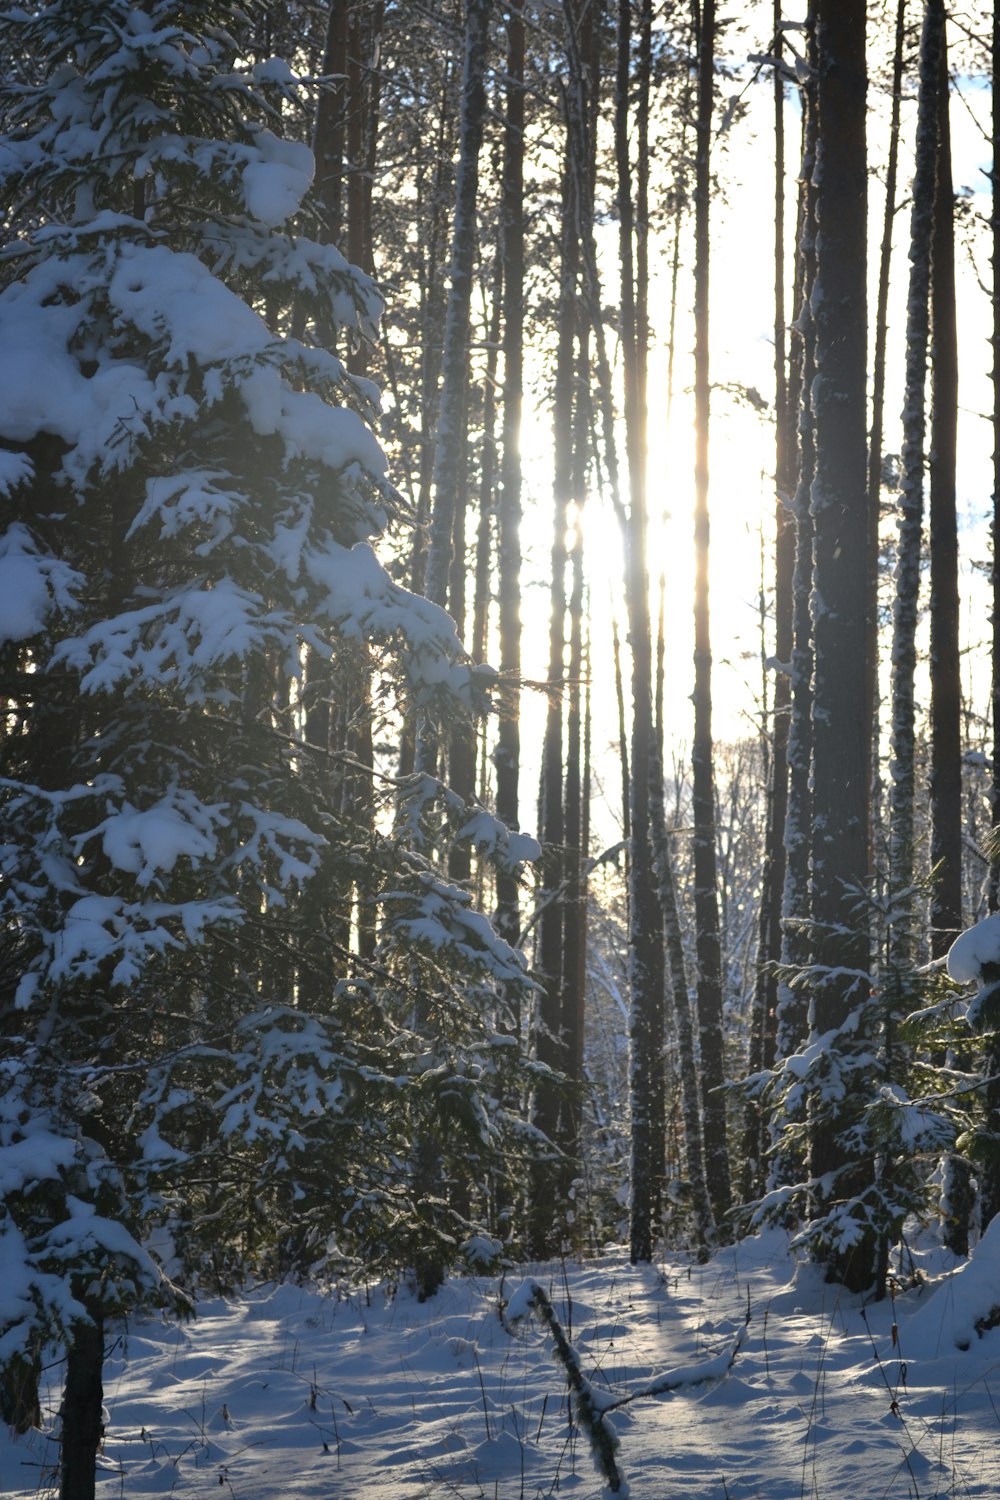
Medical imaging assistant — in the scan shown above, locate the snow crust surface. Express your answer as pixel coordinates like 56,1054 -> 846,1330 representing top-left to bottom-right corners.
5,1232 -> 1000,1499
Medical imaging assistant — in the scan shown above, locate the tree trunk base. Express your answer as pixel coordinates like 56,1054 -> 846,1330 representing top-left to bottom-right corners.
60,1306 -> 104,1500
0,1352 -> 41,1434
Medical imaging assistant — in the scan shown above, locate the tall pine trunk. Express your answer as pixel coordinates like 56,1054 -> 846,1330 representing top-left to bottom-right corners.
983,0 -> 1000,1237
313,1 -> 349,250
531,2 -> 581,1247
412,1 -> 492,1293
562,478 -> 587,1183
558,0 -> 599,1205
928,24 -> 961,958
691,0 -> 731,1227
992,0 -> 1000,917
635,0 -> 665,1228
808,0 -> 872,1291
615,0 -> 666,1263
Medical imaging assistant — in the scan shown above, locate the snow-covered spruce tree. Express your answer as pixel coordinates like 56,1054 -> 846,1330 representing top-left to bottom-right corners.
0,1 -> 537,1486
907,908 -> 1000,1241
739,877 -> 961,1293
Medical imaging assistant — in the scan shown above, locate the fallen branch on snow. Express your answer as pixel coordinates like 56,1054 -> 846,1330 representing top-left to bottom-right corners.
504,1277 -> 748,1498
601,1324 -> 748,1412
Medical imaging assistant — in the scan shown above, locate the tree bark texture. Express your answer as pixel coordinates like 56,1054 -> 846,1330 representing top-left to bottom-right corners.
613,614 -> 631,846
494,0 -> 525,950
634,0 -> 666,1226
808,0 -> 873,1288
0,1351 -> 40,1434
991,0 -> 1000,916
649,739 -> 715,1250
558,0 -> 600,1195
612,0 -> 667,1264
313,1 -> 349,250
809,0 -> 870,964
422,0 -> 492,615
889,0 -> 944,973
472,249 -> 502,671
531,0 -> 584,1246
399,57 -> 457,776
745,0 -> 796,1199
774,91 -> 816,1077
866,0 -> 906,860
928,22 -> 962,958
60,1306 -> 104,1500
562,509 -> 586,1180
691,0 -> 731,1228
968,4 -> 1000,1239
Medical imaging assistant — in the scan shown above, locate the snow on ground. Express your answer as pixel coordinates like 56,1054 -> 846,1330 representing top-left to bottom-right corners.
5,1229 -> 1000,1499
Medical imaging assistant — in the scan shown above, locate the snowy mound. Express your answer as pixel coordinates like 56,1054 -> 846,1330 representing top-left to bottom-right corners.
904,1215 -> 1000,1356
946,913 -> 1000,984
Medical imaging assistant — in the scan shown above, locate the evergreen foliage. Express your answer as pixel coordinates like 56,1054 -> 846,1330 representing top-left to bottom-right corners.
0,0 -> 537,1397
743,893 -> 1000,1288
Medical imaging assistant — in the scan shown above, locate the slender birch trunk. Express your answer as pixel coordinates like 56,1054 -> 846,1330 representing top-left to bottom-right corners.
346,1 -> 381,958
745,0 -> 795,1199
495,0 -> 525,950
447,437 -> 474,877
472,249 -> 502,671
613,614 -> 631,846
774,80 -> 815,1078
867,0 -> 906,862
563,476 -> 586,1180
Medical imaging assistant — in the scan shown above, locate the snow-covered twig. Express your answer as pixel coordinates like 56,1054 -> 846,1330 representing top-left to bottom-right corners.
601,1323 -> 748,1412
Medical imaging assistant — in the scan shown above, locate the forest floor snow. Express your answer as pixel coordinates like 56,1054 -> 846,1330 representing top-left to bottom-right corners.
4,1227 -> 1000,1498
